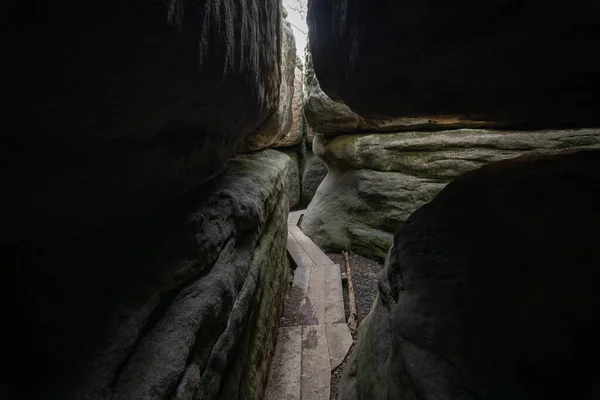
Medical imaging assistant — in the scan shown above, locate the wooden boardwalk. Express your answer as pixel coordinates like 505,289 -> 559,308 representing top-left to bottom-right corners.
266,211 -> 353,400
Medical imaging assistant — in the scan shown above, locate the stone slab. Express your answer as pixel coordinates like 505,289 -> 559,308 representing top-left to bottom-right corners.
266,326 -> 303,400
301,325 -> 331,400
325,264 -> 346,325
325,323 -> 353,371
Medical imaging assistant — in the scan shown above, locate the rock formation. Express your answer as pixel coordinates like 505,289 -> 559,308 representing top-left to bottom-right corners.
303,51 -> 490,134
301,150 -> 328,207
2,0 -> 283,241
340,150 -> 600,400
305,1 -> 600,399
274,64 -> 304,148
244,20 -> 297,151
2,1 -> 305,399
6,150 -> 292,400
307,0 -> 600,127
301,129 -> 600,260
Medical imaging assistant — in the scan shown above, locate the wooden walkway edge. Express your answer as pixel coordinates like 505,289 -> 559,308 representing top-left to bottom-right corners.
265,210 -> 353,400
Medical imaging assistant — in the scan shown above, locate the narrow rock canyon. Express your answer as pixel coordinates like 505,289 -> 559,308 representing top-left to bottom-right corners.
2,0 -> 600,399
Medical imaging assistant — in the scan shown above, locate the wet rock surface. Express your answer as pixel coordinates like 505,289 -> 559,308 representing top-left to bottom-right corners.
340,150 -> 600,399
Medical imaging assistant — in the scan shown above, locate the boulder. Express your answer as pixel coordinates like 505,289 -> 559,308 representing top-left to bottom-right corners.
341,150 -> 600,399
4,150 -> 292,400
301,150 -> 328,207
301,128 -> 600,260
1,0 -> 282,241
284,151 -> 301,208
303,50 -> 489,135
274,65 -> 304,148
245,20 -> 297,150
307,0 -> 600,126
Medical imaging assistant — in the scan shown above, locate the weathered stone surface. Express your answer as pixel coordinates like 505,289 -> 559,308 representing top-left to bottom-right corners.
303,50 -> 490,135
341,150 -> 600,399
4,150 -> 291,400
1,0 -> 282,241
301,129 -> 600,260
246,20 -> 297,151
307,0 -> 600,126
301,150 -> 328,207
274,65 -> 304,148
285,151 -> 301,209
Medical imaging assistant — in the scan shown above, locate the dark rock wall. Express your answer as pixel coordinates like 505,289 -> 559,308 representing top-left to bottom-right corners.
274,64 -> 305,148
341,151 -> 600,400
5,150 -> 291,400
307,0 -> 600,126
2,0 -> 282,241
1,1 -> 302,399
303,50 -> 490,134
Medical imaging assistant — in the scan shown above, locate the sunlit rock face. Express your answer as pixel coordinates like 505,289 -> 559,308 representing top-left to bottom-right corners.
273,64 -> 304,148
301,129 -> 600,260
2,0 -> 283,241
340,150 -> 600,400
244,19 -> 297,151
307,0 -> 600,127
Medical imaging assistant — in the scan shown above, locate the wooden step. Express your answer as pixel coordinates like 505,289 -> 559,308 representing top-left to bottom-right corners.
300,325 -> 330,400
267,209 -> 354,400
265,326 -> 302,400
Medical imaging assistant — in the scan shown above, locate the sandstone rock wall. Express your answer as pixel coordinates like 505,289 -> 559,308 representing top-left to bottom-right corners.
1,2 -> 305,398
274,64 -> 304,148
307,0 -> 600,127
301,150 -> 328,207
301,129 -> 600,260
244,20 -> 297,151
5,150 -> 291,400
341,151 -> 600,400
1,0 -> 282,241
303,51 -> 489,134
284,151 -> 301,208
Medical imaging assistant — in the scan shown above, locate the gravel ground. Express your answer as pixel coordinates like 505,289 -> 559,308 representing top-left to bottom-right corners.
326,252 -> 383,399
327,252 -> 383,324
